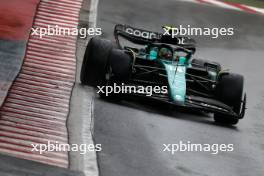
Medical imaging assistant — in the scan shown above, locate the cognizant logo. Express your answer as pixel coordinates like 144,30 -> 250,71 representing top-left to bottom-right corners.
125,27 -> 159,40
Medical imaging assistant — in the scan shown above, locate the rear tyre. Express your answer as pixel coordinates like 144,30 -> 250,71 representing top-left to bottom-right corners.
99,49 -> 132,100
214,73 -> 244,125
109,49 -> 132,82
80,37 -> 113,86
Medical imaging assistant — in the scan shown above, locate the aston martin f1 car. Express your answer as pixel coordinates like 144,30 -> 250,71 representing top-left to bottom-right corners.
80,24 -> 246,125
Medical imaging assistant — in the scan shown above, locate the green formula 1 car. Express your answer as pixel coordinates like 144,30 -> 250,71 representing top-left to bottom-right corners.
80,24 -> 246,125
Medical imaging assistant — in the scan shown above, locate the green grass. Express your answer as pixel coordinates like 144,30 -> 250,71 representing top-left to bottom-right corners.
221,0 -> 264,8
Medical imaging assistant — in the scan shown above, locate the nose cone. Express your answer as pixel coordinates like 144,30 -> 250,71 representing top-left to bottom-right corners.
161,61 -> 186,104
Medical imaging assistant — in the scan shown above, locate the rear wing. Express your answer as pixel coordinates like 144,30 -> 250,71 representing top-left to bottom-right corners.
114,24 -> 196,50
114,24 -> 161,46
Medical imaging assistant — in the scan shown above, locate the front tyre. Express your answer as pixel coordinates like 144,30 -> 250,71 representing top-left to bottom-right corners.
214,73 -> 244,125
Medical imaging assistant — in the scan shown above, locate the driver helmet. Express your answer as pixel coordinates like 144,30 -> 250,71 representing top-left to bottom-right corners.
159,47 -> 172,59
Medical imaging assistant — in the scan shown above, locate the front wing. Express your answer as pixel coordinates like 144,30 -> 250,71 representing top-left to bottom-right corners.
128,92 -> 246,119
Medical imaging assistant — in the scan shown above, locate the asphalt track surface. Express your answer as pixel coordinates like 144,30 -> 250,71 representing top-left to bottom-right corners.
0,154 -> 84,176
93,0 -> 264,176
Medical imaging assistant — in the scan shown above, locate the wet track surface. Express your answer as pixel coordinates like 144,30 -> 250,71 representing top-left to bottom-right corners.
93,0 -> 264,176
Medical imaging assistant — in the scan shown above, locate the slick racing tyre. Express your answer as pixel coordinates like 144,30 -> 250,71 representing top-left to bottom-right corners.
108,49 -> 132,83
214,73 -> 244,125
80,37 -> 113,86
99,49 -> 132,100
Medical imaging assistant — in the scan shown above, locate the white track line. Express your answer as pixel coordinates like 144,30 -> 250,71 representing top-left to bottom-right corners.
245,5 -> 264,14
179,0 -> 264,15
202,0 -> 240,10
89,0 -> 99,28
